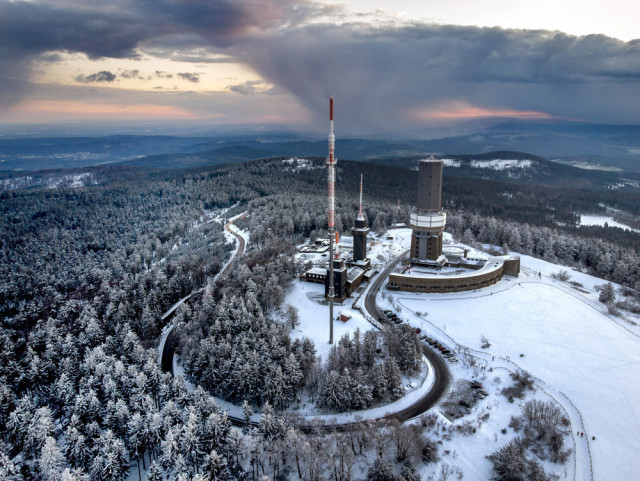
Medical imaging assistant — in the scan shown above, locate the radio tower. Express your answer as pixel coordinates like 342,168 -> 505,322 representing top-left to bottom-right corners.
359,174 -> 364,218
327,95 -> 336,344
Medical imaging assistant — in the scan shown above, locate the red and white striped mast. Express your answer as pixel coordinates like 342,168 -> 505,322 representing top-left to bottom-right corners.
327,95 -> 336,344
358,173 -> 364,219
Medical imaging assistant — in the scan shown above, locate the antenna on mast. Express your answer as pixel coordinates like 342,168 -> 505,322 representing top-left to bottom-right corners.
326,95 -> 336,345
358,174 -> 364,218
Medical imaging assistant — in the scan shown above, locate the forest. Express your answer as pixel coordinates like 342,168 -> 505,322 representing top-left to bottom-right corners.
1,156 -> 639,480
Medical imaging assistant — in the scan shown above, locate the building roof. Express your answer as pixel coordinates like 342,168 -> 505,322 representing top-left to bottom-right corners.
394,257 -> 506,281
307,267 -> 327,275
419,155 -> 442,164
347,266 -> 365,283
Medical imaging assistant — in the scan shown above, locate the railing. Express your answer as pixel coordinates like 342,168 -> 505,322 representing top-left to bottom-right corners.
409,212 -> 446,229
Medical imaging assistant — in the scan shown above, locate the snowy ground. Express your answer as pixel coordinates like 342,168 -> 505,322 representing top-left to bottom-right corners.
162,224 -> 640,480
285,280 -> 374,361
579,214 -> 639,232
378,241 -> 640,481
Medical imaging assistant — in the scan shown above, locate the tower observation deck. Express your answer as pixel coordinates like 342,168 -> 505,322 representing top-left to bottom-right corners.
410,157 -> 447,264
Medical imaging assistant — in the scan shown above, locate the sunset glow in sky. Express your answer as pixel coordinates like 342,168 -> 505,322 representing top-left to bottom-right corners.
1,0 -> 639,133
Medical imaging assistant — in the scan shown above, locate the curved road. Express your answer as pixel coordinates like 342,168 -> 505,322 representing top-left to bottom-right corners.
162,234 -> 450,428
160,221 -> 245,373
364,250 -> 451,419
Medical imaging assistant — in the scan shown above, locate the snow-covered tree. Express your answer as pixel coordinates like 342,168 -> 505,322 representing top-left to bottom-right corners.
39,436 -> 65,481
0,447 -> 23,481
599,282 -> 616,304
242,400 -> 253,433
258,402 -> 284,441
90,430 -> 129,481
147,461 -> 163,481
366,457 -> 399,481
283,304 -> 300,330
385,358 -> 404,400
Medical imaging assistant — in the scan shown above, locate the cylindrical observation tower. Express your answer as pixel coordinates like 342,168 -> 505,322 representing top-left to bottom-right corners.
410,157 -> 447,263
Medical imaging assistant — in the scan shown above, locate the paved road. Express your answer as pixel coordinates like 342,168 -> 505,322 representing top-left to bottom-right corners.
160,221 -> 245,373
364,249 -> 452,420
364,250 -> 409,321
163,235 -> 450,430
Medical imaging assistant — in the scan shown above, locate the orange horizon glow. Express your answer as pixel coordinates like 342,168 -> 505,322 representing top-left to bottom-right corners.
410,103 -> 553,121
10,100 -> 204,120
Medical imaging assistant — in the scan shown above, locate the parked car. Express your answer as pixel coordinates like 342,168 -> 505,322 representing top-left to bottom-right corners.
471,381 -> 483,389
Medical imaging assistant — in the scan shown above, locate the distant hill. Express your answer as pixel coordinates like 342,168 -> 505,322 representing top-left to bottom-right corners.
2,121 -> 640,175
365,151 -> 640,192
0,135 -> 210,170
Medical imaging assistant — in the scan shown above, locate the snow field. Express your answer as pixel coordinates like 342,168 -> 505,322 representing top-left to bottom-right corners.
285,279 -> 374,362
579,214 -> 639,233
381,254 -> 640,481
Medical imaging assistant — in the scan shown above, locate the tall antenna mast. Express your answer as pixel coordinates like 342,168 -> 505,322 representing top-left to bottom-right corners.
327,95 -> 336,345
358,173 -> 363,218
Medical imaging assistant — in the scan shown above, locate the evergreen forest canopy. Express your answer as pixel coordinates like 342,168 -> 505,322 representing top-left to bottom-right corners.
0,156 -> 639,480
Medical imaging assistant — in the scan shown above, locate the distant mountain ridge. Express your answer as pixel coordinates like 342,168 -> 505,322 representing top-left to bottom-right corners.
2,120 -> 640,177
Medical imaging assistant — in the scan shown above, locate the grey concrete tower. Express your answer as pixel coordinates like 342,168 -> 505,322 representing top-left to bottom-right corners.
410,156 -> 447,263
351,174 -> 369,263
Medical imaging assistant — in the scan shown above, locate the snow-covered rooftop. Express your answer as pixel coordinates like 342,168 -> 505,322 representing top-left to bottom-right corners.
307,267 -> 327,275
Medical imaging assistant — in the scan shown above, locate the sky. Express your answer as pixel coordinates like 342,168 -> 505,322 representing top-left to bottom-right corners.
1,0 -> 639,135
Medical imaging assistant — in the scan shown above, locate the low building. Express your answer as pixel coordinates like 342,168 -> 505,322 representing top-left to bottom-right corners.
300,267 -> 327,284
300,259 -> 370,301
387,255 -> 520,293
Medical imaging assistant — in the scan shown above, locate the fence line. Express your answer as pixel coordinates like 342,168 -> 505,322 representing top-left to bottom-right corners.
393,298 -> 593,481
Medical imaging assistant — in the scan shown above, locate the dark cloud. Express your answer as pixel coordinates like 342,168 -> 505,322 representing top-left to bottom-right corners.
231,23 -> 640,130
75,71 -> 117,83
1,0 -> 640,128
120,69 -> 144,80
0,0 -> 144,107
227,80 -> 268,95
0,0 -> 315,108
177,72 -> 200,83
155,71 -> 174,79
0,2 -> 144,59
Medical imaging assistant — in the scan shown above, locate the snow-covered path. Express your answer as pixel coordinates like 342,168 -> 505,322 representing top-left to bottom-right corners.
386,256 -> 640,481
158,212 -> 248,367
